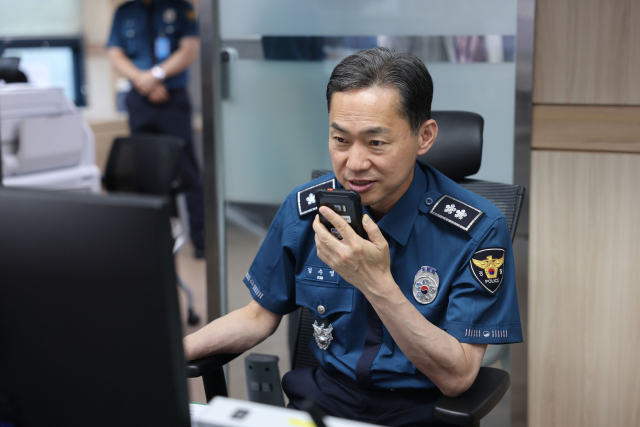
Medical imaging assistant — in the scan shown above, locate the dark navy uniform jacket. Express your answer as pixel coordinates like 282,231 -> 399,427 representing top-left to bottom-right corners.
244,161 -> 522,390
107,0 -> 198,89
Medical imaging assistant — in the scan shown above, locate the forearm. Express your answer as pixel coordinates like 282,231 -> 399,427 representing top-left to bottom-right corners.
108,47 -> 142,80
365,278 -> 486,397
158,37 -> 199,78
183,300 -> 282,361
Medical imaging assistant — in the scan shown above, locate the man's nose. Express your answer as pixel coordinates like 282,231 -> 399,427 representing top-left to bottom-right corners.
346,143 -> 371,172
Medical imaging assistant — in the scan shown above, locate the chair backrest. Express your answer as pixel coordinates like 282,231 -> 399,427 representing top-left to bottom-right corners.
290,111 -> 525,369
104,134 -> 184,196
419,111 -> 484,181
0,57 -> 27,83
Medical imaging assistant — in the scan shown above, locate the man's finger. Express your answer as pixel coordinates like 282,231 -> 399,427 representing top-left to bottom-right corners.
318,206 -> 357,240
312,213 -> 341,249
362,214 -> 385,246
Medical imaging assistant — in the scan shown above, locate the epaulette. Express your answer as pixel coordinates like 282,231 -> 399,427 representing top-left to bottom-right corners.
428,195 -> 484,233
297,179 -> 336,217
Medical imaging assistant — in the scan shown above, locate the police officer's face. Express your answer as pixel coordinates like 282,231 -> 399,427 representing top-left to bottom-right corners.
328,86 -> 436,217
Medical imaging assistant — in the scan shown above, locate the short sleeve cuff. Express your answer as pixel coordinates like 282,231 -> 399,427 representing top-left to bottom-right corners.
447,320 -> 523,344
182,28 -> 198,38
243,270 -> 295,315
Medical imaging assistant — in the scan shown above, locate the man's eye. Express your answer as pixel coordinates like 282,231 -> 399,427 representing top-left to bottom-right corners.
370,140 -> 385,147
335,137 -> 347,143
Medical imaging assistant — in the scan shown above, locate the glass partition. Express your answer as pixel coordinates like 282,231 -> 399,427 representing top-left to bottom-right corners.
220,0 -> 518,206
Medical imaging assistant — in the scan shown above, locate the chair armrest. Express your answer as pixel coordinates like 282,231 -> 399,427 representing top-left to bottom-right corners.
186,353 -> 241,378
433,367 -> 510,427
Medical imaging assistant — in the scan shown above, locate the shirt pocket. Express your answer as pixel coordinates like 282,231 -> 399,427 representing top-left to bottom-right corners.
121,27 -> 140,56
295,280 -> 353,356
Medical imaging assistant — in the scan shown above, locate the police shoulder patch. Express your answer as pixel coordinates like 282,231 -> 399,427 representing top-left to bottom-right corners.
297,179 -> 335,217
429,195 -> 484,233
469,248 -> 506,294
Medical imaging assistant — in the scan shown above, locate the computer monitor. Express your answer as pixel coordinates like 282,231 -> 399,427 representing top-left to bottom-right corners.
0,37 -> 87,106
0,188 -> 190,427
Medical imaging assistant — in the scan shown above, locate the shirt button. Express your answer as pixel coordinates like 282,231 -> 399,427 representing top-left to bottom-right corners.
425,197 -> 433,206
317,305 -> 325,315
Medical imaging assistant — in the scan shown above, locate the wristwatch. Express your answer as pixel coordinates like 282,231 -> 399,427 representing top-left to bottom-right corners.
151,66 -> 166,81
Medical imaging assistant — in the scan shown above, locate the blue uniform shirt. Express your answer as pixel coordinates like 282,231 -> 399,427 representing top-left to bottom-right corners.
107,0 -> 198,89
244,161 -> 523,390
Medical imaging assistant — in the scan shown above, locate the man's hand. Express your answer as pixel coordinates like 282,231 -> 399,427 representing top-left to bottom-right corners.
147,83 -> 170,104
131,70 -> 160,96
312,206 -> 394,297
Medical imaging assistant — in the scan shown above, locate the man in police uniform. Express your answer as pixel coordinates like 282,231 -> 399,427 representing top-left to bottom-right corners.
107,0 -> 205,257
184,48 -> 522,426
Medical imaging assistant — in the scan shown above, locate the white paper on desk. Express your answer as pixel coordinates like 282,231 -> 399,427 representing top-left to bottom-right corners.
198,396 -> 381,427
190,402 -> 209,427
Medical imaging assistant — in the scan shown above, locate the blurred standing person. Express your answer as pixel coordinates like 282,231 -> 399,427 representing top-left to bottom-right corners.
107,0 -> 205,258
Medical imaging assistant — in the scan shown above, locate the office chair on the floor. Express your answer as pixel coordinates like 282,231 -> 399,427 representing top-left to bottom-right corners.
103,134 -> 200,325
188,111 -> 524,427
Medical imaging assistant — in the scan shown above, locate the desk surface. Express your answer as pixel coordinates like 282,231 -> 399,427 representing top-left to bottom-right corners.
195,397 -> 379,427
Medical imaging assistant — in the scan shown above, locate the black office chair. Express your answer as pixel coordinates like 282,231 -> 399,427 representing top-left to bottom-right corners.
188,111 -> 524,427
0,57 -> 28,83
103,134 -> 201,325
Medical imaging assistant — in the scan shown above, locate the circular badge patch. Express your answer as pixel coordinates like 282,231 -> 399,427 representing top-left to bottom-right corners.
413,266 -> 439,305
163,8 -> 177,24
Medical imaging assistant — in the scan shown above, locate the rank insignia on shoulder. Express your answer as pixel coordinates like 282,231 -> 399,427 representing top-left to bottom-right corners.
297,179 -> 335,217
429,195 -> 484,233
470,248 -> 506,294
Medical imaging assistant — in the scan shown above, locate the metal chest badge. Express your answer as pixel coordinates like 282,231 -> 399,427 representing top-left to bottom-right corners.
413,266 -> 439,304
312,321 -> 333,350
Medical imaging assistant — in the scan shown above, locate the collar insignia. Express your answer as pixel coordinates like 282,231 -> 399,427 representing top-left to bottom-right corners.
470,248 -> 506,294
312,321 -> 333,350
297,179 -> 335,217
429,195 -> 484,233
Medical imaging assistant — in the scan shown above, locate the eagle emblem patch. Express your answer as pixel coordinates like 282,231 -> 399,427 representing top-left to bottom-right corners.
470,248 -> 505,294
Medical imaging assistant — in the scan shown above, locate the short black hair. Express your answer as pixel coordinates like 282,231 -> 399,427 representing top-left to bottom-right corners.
326,47 -> 434,136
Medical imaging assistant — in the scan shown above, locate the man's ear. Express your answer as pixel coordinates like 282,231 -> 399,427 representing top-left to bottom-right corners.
417,119 -> 438,156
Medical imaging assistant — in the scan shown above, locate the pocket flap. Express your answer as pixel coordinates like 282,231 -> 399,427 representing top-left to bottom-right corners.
295,281 -> 353,319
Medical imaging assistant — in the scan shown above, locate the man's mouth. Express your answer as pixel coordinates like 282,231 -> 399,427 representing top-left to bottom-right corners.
347,180 -> 375,192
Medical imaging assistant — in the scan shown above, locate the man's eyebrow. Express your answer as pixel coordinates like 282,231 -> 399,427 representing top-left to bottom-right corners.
362,126 -> 391,135
330,122 -> 391,135
331,122 -> 348,133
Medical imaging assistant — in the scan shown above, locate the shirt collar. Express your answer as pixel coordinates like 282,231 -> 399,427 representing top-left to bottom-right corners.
374,162 -> 428,246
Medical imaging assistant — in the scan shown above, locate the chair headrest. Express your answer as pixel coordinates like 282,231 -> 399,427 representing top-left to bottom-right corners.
417,111 -> 484,181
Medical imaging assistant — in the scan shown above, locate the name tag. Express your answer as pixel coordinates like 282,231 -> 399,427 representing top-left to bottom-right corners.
303,265 -> 339,283
155,36 -> 170,60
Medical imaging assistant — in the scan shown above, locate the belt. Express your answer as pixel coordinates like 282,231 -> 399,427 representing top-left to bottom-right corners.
328,369 -> 442,399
